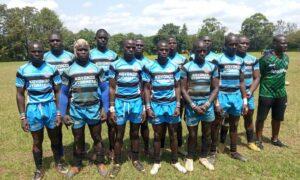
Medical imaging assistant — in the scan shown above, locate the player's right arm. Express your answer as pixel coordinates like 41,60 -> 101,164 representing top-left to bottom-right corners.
142,66 -> 155,118
60,71 -> 72,127
16,87 -> 29,132
16,68 -> 29,132
108,64 -> 117,123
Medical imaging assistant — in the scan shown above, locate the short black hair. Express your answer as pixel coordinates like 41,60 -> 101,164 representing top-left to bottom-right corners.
273,34 -> 286,43
96,29 -> 109,37
157,40 -> 168,47
48,30 -> 62,40
225,33 -> 238,45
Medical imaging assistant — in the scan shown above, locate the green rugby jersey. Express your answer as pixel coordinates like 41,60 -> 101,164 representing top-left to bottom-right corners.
259,52 -> 289,98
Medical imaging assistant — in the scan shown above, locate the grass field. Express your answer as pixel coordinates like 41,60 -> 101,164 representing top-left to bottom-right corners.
0,52 -> 299,179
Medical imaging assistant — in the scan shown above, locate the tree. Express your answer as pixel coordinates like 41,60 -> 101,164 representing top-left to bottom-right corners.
155,23 -> 189,52
178,24 -> 189,51
198,17 -> 226,51
61,28 -> 75,52
33,8 -> 63,50
274,20 -> 297,36
287,30 -> 300,50
75,28 -> 95,47
109,33 -> 126,54
198,17 -> 227,52
154,23 -> 180,46
240,13 -> 274,50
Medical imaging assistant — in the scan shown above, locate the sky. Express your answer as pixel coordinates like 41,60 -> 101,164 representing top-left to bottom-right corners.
1,0 -> 300,35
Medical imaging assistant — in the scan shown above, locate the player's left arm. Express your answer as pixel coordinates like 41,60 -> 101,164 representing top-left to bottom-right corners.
240,69 -> 248,114
174,68 -> 181,116
249,69 -> 260,97
209,77 -> 219,105
52,69 -> 62,126
248,59 -> 260,96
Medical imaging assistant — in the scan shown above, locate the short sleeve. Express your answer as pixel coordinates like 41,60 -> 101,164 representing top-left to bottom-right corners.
240,61 -> 246,74
52,69 -> 62,85
108,64 -> 116,79
98,68 -> 106,82
259,56 -> 267,76
61,70 -> 70,86
174,68 -> 180,82
253,58 -> 259,71
142,66 -> 151,83
16,69 -> 25,88
181,66 -> 188,79
212,65 -> 219,78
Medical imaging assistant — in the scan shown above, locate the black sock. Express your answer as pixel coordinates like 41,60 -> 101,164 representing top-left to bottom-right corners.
33,151 -> 42,170
246,129 -> 254,143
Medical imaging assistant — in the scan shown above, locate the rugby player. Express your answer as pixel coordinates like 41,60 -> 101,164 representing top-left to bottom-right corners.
255,35 -> 289,149
219,35 -> 261,152
16,41 -> 66,180
108,39 -> 145,178
44,31 -> 75,165
44,31 -> 74,74
210,34 -> 248,162
182,40 -> 219,171
190,35 -> 219,63
135,39 -> 152,156
90,29 -> 118,159
160,36 -> 187,156
144,40 -> 187,175
60,39 -> 107,177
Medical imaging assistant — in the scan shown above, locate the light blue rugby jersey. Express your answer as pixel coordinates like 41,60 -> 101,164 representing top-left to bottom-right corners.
136,55 -> 153,66
109,58 -> 145,99
182,60 -> 219,100
43,50 -> 74,75
169,52 -> 187,69
190,51 -> 219,64
61,61 -> 104,105
90,48 -> 118,78
16,62 -> 61,104
144,59 -> 180,103
237,53 -> 259,91
217,53 -> 245,93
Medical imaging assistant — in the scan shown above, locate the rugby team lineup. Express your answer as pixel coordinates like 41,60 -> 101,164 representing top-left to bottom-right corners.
15,28 -> 289,179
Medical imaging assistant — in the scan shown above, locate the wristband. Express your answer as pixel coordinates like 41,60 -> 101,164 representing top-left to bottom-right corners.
203,101 -> 211,110
143,105 -> 146,112
243,98 -> 248,105
109,106 -> 115,112
176,101 -> 181,108
56,110 -> 61,116
247,91 -> 252,97
215,101 -> 220,107
19,112 -> 25,117
146,105 -> 151,110
190,102 -> 196,109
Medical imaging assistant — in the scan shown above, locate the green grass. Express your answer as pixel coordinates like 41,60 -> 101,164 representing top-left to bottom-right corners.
0,52 -> 299,179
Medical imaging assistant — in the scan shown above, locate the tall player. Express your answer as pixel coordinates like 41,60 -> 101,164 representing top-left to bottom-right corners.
210,34 -> 248,162
219,35 -> 261,152
135,39 -> 152,155
255,35 -> 289,149
144,40 -> 187,175
108,40 -> 146,178
44,31 -> 74,166
161,36 -> 187,156
16,41 -> 66,180
90,29 -> 118,159
60,39 -> 107,178
182,39 -> 219,171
